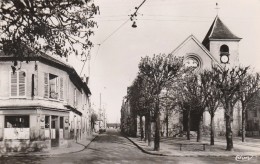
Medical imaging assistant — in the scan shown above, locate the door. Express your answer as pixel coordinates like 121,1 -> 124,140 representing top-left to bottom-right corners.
51,116 -> 59,147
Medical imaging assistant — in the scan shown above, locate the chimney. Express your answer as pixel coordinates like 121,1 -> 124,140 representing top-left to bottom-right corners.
86,77 -> 89,85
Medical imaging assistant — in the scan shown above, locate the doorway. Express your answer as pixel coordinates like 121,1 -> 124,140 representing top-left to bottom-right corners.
51,116 -> 59,147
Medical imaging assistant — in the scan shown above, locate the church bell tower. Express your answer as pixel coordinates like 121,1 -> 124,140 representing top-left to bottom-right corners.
202,16 -> 241,67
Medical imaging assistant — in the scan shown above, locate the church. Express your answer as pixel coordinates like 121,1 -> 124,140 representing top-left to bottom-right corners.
159,15 -> 243,137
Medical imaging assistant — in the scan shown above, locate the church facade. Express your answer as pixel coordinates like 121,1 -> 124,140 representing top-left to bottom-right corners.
160,15 -> 243,137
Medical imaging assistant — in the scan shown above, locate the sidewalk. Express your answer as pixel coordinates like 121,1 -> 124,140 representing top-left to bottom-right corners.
0,133 -> 98,157
126,136 -> 260,157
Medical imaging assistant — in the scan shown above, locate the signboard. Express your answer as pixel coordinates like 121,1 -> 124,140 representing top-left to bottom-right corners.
45,129 -> 50,139
4,128 -> 30,139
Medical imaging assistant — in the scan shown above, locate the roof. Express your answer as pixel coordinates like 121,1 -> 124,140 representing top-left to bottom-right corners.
202,16 -> 241,49
0,51 -> 91,96
170,34 -> 222,69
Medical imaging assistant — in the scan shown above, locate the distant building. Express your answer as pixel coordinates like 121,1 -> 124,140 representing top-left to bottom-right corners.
120,95 -> 137,137
106,123 -> 120,129
0,52 -> 92,152
246,91 -> 260,136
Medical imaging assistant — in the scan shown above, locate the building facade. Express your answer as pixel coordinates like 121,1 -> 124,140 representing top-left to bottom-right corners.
120,96 -> 137,137
122,16 -> 247,138
164,15 -> 242,137
0,52 -> 92,152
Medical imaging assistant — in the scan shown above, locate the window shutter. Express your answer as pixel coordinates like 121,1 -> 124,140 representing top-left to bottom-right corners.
44,73 -> 49,98
60,77 -> 64,100
18,71 -> 26,96
74,89 -> 77,107
11,72 -> 17,96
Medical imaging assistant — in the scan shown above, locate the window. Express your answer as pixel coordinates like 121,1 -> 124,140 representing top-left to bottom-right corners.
60,77 -> 64,100
220,45 -> 229,53
5,116 -> 29,128
60,117 -> 64,129
44,73 -> 64,100
49,74 -> 59,99
10,71 -> 26,97
45,116 -> 50,128
184,55 -> 202,72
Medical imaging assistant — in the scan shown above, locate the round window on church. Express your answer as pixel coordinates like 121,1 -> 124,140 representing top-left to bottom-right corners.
184,55 -> 202,71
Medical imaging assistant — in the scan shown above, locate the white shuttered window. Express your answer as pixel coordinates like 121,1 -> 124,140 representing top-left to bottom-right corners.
60,77 -> 64,100
10,71 -> 26,97
44,73 -> 49,98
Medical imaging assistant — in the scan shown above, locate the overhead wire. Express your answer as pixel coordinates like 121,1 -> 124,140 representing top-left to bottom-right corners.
82,0 -> 148,76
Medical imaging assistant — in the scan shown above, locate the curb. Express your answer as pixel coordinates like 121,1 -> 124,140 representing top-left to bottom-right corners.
123,135 -> 165,156
70,135 -> 98,154
0,135 -> 98,158
124,136 -> 260,157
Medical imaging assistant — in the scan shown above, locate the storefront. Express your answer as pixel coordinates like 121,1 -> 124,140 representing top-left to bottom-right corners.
0,106 -> 70,152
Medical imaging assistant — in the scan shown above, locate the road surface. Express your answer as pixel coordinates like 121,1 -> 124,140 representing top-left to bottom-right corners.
0,129 -> 258,164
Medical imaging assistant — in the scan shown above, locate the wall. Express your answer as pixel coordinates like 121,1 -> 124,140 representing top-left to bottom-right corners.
0,61 -> 35,99
172,37 -> 213,70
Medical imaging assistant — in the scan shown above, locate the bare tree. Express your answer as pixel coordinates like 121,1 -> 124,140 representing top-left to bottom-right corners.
0,0 -> 99,62
127,75 -> 154,146
197,69 -> 222,145
138,54 -> 183,151
213,66 -> 249,151
238,72 -> 260,142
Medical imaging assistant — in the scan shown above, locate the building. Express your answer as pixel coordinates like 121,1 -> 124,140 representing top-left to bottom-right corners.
120,96 -> 137,137
164,15 -> 242,136
246,91 -> 260,136
0,52 -> 92,152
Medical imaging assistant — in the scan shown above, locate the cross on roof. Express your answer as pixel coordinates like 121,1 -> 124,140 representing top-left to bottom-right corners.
215,3 -> 220,15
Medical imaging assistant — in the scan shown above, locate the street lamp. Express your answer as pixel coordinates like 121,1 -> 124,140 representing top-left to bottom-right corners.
132,21 -> 137,28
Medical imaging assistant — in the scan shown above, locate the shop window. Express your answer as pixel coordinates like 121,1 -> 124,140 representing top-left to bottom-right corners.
5,116 -> 29,128
10,71 -> 26,97
45,116 -> 50,128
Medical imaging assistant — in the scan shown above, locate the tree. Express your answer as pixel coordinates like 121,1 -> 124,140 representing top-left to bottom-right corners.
160,88 -> 176,137
138,54 -> 183,151
0,0 -> 99,62
213,66 -> 249,151
174,83 -> 192,140
204,69 -> 221,145
238,72 -> 260,142
128,75 -> 153,146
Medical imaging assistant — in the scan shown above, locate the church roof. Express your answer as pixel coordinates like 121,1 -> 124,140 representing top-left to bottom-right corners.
202,16 -> 241,49
170,35 -> 222,69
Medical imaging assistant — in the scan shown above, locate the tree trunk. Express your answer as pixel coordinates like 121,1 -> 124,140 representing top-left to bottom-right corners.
241,103 -> 246,142
144,115 -> 148,142
154,110 -> 160,151
166,112 -> 169,137
140,115 -> 144,140
197,113 -> 203,142
225,105 -> 234,151
147,114 -> 152,146
210,114 -> 215,145
187,109 -> 191,140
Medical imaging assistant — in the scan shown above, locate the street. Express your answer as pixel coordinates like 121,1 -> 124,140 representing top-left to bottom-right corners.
0,129 -> 258,164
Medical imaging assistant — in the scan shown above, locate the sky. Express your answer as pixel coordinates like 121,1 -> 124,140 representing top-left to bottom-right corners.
69,0 -> 260,123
